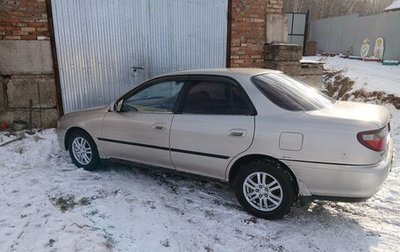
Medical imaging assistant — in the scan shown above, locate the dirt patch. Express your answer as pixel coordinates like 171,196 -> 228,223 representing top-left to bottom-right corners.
323,69 -> 400,108
323,70 -> 355,99
103,233 -> 115,251
46,239 -> 55,248
160,239 -> 170,247
50,194 -> 91,212
350,90 -> 400,109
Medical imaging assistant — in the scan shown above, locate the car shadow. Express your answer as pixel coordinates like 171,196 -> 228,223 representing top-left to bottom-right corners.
89,160 -> 381,251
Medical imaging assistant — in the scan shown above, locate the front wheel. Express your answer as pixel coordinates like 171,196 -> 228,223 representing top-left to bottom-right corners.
235,159 -> 295,219
67,130 -> 100,171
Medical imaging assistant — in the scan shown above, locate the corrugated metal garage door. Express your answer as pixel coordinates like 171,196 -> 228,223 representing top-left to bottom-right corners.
51,0 -> 228,113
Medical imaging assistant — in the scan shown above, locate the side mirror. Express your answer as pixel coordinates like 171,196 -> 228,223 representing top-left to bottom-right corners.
109,101 -> 116,112
116,99 -> 124,111
109,100 -> 123,112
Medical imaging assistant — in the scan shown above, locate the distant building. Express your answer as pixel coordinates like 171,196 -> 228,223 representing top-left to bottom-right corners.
384,0 -> 400,11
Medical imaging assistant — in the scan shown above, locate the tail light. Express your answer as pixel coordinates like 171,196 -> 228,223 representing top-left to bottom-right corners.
357,126 -> 389,152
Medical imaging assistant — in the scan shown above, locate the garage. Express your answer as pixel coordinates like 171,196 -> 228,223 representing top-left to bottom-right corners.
51,0 -> 229,113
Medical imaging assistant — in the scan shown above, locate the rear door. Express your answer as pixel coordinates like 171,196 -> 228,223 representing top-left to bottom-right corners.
170,76 -> 256,180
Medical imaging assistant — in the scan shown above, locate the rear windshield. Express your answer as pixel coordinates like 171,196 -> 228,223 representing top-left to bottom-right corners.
252,73 -> 335,111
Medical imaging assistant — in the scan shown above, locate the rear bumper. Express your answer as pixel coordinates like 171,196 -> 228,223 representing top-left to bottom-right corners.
283,137 -> 394,199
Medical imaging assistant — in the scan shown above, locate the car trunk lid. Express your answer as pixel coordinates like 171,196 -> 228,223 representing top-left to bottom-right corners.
306,101 -> 390,129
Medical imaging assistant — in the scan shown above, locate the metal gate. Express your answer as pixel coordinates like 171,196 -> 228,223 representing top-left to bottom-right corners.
286,11 -> 309,54
51,0 -> 228,113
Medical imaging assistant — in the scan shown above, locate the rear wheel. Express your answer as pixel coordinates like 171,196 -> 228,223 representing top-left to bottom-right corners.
235,159 -> 295,219
67,130 -> 99,171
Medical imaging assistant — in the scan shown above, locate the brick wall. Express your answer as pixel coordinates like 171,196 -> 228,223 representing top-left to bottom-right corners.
230,0 -> 284,67
266,0 -> 284,13
0,0 -> 50,40
0,0 -> 57,129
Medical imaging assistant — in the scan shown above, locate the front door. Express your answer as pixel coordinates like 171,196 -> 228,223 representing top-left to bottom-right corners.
100,79 -> 185,168
170,77 -> 256,180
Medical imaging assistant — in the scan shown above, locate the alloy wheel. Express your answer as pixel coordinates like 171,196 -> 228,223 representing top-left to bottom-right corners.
242,171 -> 283,212
71,137 -> 92,165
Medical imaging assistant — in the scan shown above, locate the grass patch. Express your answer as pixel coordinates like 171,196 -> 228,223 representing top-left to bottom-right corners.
50,194 -> 91,212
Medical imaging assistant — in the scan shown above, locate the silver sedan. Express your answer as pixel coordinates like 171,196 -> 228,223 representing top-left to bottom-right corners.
56,68 -> 393,219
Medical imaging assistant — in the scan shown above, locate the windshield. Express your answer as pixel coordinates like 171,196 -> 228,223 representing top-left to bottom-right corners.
252,73 -> 335,111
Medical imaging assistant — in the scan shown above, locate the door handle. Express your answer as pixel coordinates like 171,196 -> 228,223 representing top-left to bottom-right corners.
131,66 -> 144,71
228,129 -> 246,137
152,123 -> 166,131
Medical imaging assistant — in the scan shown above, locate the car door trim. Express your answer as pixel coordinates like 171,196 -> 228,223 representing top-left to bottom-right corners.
98,137 -> 170,151
280,158 -> 376,166
170,148 -> 230,160
97,137 -> 230,159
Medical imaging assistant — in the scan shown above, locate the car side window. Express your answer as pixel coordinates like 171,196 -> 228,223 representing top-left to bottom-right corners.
122,81 -> 184,112
181,81 -> 252,115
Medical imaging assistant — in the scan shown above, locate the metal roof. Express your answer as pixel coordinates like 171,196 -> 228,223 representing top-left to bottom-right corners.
385,0 -> 400,11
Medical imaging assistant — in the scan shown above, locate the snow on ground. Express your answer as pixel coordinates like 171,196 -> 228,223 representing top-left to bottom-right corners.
0,133 -> 17,146
303,56 -> 400,96
1,58 -> 400,251
3,130 -> 400,252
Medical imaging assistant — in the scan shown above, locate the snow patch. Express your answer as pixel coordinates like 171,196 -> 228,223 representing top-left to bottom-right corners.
305,56 -> 400,96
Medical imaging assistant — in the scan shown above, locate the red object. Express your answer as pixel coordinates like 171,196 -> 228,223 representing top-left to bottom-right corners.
0,122 -> 9,130
357,127 -> 388,152
363,57 -> 381,62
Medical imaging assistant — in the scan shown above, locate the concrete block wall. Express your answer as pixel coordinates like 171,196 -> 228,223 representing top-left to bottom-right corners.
264,43 -> 323,89
266,13 -> 288,44
230,0 -> 284,67
0,0 -> 58,129
264,44 -> 302,75
296,62 -> 324,89
1,75 -> 58,128
0,75 -> 6,112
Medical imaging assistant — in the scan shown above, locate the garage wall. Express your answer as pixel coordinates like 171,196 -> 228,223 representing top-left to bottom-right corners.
52,0 -> 229,113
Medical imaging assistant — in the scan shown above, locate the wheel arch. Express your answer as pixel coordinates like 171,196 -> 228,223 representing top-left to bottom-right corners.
64,127 -> 92,150
228,154 -> 299,195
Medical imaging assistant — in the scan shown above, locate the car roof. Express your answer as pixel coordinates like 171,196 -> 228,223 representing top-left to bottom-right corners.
157,68 -> 282,78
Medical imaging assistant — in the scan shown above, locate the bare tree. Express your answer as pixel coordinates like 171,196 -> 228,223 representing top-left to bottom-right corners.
284,0 -> 394,21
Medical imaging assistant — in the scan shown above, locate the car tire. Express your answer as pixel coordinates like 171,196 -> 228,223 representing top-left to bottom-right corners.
235,159 -> 295,220
67,129 -> 100,171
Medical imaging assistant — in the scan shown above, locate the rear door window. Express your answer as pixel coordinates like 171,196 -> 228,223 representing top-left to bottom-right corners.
181,80 -> 253,115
